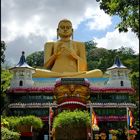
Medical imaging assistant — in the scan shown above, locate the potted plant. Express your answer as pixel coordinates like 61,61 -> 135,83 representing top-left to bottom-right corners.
126,130 -> 137,140
109,129 -> 119,140
100,132 -> 107,140
95,134 -> 100,140
53,110 -> 90,140
3,116 -> 43,132
17,115 -> 43,132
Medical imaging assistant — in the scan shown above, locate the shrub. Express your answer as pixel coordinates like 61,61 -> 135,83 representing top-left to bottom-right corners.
18,115 -> 44,130
109,129 -> 119,135
1,118 -> 9,128
2,116 -> 20,131
53,110 -> 90,129
1,127 -> 20,140
3,115 -> 43,131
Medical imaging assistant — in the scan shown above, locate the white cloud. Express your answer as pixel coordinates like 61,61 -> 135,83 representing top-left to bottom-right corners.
2,0 -> 113,64
1,0 -> 94,42
1,0 -> 112,42
94,29 -> 139,54
85,7 -> 112,30
2,0 -> 136,65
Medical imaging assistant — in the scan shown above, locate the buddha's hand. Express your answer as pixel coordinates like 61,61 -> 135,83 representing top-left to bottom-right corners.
62,47 -> 79,59
55,51 -> 61,57
54,47 -> 64,57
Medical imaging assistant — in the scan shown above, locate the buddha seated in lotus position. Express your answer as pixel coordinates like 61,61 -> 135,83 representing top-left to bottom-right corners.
33,19 -> 103,78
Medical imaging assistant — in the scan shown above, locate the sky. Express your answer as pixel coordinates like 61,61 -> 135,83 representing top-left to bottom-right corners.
1,0 -> 139,66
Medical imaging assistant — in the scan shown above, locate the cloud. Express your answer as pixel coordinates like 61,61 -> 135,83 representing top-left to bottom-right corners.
1,0 -> 97,41
2,0 -> 112,42
2,0 -> 113,64
5,35 -> 46,65
85,7 -> 112,30
2,0 -> 135,65
94,29 -> 139,54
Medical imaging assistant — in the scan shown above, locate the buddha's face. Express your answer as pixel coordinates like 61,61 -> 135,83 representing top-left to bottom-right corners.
57,20 -> 73,38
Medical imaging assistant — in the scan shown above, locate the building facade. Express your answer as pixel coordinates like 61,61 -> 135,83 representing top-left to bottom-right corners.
6,52 -> 136,139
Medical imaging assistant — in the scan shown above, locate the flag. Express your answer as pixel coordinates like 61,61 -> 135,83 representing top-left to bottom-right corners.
49,107 -> 54,120
92,110 -> 99,130
49,106 -> 54,140
92,111 -> 98,127
127,108 -> 133,128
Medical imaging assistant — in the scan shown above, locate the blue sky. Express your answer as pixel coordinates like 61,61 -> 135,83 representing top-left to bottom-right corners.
1,0 -> 139,66
74,16 -> 121,41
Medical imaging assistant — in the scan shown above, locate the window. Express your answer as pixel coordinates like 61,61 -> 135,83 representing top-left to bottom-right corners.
19,71 -> 24,76
118,70 -> 120,76
120,81 -> 124,86
19,80 -> 23,86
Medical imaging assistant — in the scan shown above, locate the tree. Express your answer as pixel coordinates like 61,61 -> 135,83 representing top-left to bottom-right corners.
1,70 -> 12,111
85,41 -> 98,70
26,51 -> 44,67
1,41 -> 6,64
89,47 -> 110,71
96,0 -> 139,37
85,40 -> 97,53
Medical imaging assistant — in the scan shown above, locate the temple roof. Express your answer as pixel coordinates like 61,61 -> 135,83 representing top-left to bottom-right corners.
107,56 -> 127,70
9,51 -> 35,70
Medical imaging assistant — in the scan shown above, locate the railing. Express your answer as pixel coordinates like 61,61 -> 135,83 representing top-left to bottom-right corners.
8,102 -> 57,108
91,99 -> 131,103
13,99 -> 53,103
86,102 -> 136,108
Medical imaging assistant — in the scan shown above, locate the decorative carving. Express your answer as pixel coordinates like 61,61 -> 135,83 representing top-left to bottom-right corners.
54,84 -> 89,103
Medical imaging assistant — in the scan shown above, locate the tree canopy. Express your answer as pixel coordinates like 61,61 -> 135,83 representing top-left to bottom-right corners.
1,41 -> 6,64
96,0 -> 139,37
26,51 -> 44,68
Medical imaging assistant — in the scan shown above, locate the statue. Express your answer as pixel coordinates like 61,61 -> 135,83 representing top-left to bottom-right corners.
33,19 -> 103,78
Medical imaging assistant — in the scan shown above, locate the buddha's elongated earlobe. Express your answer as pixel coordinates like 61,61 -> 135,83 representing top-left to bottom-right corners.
57,28 -> 59,40
72,29 -> 74,40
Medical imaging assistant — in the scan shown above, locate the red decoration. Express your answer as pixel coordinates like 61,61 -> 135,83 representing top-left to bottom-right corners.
90,87 -> 135,94
20,132 -> 33,136
8,87 -> 54,93
97,115 -> 127,121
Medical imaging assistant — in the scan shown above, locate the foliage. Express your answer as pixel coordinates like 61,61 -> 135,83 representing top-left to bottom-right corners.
85,40 -> 97,53
96,0 -> 139,37
85,45 -> 139,73
26,51 -> 44,67
3,115 -> 44,131
1,127 -> 20,140
126,129 -> 137,135
129,72 -> 139,109
53,110 -> 90,129
1,118 -> 9,128
85,41 -> 97,70
130,72 -> 139,90
18,115 -> 44,130
3,116 -> 21,131
1,41 -> 6,64
109,129 -> 119,135
1,70 -> 12,111
1,70 -> 12,94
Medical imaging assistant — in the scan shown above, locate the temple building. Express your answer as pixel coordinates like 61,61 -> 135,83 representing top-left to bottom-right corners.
6,52 -> 136,139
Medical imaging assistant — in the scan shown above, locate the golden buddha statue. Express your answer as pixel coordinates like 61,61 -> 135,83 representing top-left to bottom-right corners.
33,19 -> 103,78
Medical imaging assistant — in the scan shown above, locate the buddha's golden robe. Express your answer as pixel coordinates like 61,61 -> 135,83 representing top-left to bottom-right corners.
33,40 -> 103,78
44,41 -> 87,72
